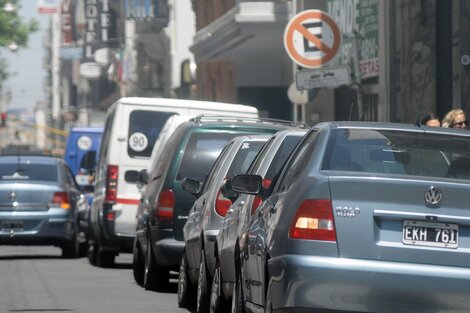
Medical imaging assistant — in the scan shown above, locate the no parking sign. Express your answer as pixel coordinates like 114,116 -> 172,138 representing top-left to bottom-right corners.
284,10 -> 341,68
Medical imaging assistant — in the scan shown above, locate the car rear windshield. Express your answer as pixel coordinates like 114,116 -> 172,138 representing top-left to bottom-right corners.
322,129 -> 470,179
0,163 -> 58,182
177,132 -> 240,182
128,110 -> 176,158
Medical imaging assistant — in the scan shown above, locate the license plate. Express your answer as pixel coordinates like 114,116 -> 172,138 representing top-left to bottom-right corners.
402,220 -> 458,249
1,221 -> 24,232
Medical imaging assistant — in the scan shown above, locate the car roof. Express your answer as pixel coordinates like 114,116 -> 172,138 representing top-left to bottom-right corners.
187,116 -> 306,129
0,155 -> 61,165
316,121 -> 470,136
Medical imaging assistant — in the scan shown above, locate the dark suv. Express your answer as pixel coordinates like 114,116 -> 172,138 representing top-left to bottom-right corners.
132,116 -> 297,290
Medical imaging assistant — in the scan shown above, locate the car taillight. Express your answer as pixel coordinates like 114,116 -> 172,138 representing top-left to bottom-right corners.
215,190 -> 232,217
105,165 -> 118,202
289,199 -> 336,241
156,189 -> 174,222
52,192 -> 70,209
250,178 -> 271,215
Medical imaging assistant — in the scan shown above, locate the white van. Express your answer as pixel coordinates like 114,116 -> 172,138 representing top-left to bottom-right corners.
88,97 -> 258,266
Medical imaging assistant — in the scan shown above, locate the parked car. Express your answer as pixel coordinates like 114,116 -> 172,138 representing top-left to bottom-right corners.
179,134 -> 271,311
206,129 -> 308,312
88,97 -> 259,267
230,122 -> 470,313
132,116 -> 296,291
0,155 -> 87,258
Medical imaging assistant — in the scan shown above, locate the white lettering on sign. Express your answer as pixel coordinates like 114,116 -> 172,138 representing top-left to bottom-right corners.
85,0 -> 110,59
129,132 -> 148,152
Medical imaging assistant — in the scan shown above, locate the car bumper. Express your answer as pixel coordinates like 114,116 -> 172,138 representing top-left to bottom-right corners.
0,214 -> 75,245
268,255 -> 470,313
154,237 -> 185,269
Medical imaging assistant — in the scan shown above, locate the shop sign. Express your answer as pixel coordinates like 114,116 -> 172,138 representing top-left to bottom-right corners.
85,0 -> 111,60
38,0 -> 59,14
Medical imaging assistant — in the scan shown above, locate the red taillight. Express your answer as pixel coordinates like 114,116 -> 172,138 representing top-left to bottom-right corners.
289,199 -> 336,241
156,189 -> 174,222
106,211 -> 116,221
105,165 -> 118,202
251,196 -> 263,215
215,190 -> 232,217
250,178 -> 271,214
52,192 -> 70,209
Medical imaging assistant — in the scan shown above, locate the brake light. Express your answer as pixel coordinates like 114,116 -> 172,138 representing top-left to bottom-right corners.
250,178 -> 271,214
215,190 -> 232,217
289,199 -> 336,241
52,192 -> 70,209
156,189 -> 174,222
105,165 -> 118,202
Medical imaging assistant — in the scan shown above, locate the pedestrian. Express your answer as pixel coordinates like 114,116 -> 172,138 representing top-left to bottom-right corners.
420,113 -> 441,127
442,109 -> 469,129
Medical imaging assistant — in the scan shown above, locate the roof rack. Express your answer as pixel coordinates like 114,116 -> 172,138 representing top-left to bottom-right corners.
190,115 -> 308,128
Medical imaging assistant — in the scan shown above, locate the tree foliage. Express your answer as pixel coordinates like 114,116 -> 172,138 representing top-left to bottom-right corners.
0,0 -> 38,89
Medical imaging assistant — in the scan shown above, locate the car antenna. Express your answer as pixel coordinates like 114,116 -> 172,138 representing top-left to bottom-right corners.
415,63 -> 429,127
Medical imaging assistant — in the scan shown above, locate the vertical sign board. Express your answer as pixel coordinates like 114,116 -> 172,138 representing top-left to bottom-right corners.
327,0 -> 379,79
84,0 -> 111,60
284,10 -> 342,68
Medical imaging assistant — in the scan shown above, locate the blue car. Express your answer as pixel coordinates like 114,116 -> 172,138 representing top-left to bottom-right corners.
230,122 -> 470,313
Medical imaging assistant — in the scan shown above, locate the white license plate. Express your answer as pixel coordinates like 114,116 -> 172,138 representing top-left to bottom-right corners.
403,220 -> 458,249
1,221 -> 24,232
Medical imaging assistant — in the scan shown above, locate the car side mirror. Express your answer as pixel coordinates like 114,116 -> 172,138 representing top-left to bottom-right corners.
231,174 -> 262,195
136,169 -> 149,190
182,177 -> 201,197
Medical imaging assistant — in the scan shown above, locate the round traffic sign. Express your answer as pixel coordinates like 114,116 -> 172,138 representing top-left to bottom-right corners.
284,10 -> 341,68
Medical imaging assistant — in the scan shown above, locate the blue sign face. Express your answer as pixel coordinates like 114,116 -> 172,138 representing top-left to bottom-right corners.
124,0 -> 169,19
60,47 -> 84,60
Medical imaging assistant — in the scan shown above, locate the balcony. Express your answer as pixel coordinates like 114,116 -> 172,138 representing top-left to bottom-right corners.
190,1 -> 292,86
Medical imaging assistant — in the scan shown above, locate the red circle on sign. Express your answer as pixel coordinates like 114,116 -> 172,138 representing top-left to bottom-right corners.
284,10 -> 341,68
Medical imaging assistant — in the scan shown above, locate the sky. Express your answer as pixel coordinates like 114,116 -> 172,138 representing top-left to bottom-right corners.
4,0 -> 49,112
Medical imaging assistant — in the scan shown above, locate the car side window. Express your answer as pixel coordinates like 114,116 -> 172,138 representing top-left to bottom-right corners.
201,142 -> 233,193
276,130 -> 319,192
247,137 -> 275,174
64,164 -> 78,189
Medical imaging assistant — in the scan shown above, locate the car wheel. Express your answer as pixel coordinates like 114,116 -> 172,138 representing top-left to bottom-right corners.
197,252 -> 211,313
133,238 -> 145,286
231,266 -> 244,313
177,251 -> 196,308
264,283 -> 273,313
144,238 -> 169,291
96,246 -> 115,268
87,243 -> 98,265
209,260 -> 229,313
62,230 -> 79,259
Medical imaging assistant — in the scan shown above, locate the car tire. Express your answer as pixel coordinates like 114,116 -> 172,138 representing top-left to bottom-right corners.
231,266 -> 244,313
264,283 -> 273,313
197,252 -> 211,313
177,251 -> 196,308
133,238 -> 144,286
87,243 -> 98,265
144,238 -> 169,291
209,260 -> 229,313
62,230 -> 79,259
96,246 -> 115,268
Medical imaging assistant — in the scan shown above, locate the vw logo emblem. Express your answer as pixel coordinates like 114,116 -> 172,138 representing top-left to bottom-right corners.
8,192 -> 16,201
424,186 -> 442,206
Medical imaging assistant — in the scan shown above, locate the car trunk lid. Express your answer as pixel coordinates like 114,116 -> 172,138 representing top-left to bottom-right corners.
0,182 -> 59,211
330,175 -> 470,268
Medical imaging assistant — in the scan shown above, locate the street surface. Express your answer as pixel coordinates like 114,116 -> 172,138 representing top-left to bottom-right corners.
0,246 -> 188,313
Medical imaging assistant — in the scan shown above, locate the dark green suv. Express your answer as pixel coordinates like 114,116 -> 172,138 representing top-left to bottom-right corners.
132,116 -> 301,290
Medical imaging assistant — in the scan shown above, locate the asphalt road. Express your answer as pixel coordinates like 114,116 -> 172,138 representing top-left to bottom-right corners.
0,246 -> 189,313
